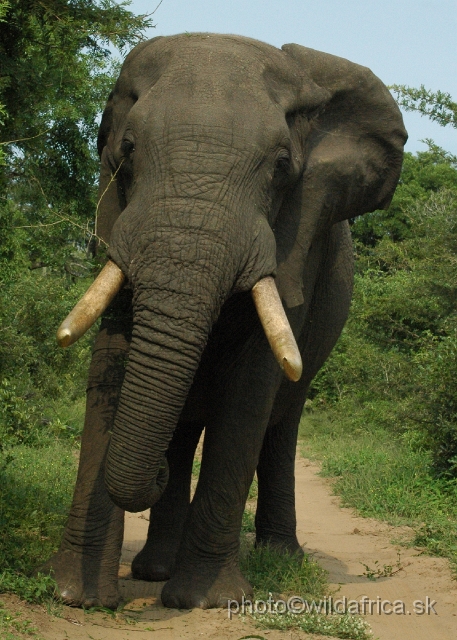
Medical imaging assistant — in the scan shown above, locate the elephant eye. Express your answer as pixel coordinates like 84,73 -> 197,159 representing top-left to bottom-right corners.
121,138 -> 135,157
273,151 -> 291,180
274,151 -> 291,173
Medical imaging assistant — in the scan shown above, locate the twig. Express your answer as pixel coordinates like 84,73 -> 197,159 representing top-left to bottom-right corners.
150,0 -> 164,16
94,159 -> 124,247
0,129 -> 52,146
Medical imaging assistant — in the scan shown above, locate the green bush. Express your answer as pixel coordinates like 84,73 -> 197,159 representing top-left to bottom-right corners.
0,443 -> 77,574
0,268 -> 95,449
311,159 -> 457,477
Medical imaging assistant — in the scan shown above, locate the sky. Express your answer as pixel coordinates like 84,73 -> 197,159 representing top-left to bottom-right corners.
128,0 -> 457,155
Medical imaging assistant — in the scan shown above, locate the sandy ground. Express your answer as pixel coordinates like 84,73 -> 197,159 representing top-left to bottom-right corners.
2,456 -> 457,640
295,459 -> 457,640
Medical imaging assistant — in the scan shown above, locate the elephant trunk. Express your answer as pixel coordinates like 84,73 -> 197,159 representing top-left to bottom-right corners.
104,224 -> 248,512
104,308 -> 205,511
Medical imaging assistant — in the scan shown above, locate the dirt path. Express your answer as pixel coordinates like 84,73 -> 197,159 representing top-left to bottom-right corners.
2,456 -> 457,639
295,459 -> 457,640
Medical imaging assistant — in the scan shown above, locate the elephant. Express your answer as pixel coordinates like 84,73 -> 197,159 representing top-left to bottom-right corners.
41,33 -> 407,610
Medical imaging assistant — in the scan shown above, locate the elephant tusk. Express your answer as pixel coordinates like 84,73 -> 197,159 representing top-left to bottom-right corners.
56,260 -> 125,347
252,277 -> 303,382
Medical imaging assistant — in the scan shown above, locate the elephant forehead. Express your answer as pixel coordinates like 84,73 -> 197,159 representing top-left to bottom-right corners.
133,33 -> 282,77
118,33 -> 309,108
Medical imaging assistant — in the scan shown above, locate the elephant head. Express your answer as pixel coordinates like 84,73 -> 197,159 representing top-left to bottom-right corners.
59,34 -> 406,513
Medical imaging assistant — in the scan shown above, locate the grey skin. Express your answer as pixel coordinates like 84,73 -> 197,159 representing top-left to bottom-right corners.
41,34 -> 407,610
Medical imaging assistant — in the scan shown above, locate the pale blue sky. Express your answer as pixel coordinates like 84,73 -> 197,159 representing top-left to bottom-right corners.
127,0 -> 457,155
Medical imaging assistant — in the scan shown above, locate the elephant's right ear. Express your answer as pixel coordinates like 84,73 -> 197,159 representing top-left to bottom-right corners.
94,93 -> 127,249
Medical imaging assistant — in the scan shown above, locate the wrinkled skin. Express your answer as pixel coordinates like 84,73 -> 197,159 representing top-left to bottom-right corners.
41,34 -> 407,609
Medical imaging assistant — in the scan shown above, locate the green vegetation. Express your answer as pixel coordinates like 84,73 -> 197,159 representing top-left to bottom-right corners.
0,0 -> 152,451
237,541 -> 371,638
238,547 -> 371,638
241,545 -> 327,600
0,443 -> 77,602
248,607 -> 372,640
0,444 -> 77,574
0,0 -> 151,282
0,273 -> 96,450
1,3 -> 456,635
390,85 -> 457,129
304,120 -> 457,574
312,143 -> 457,479
0,0 -> 148,609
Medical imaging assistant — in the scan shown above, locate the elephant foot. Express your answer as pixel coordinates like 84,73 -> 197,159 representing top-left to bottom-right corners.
37,549 -> 120,609
255,534 -> 304,558
131,539 -> 179,582
161,563 -> 253,609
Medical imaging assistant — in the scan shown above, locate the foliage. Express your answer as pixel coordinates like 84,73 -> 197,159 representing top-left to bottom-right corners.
351,142 -> 457,245
0,574 -> 57,607
0,0 -> 152,267
0,1 -> 151,446
0,272 -> 96,449
390,85 -> 457,129
311,145 -> 457,477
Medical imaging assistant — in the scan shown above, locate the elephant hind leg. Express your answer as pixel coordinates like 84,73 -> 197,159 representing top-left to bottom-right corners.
131,420 -> 204,582
256,221 -> 354,557
255,396 -> 306,557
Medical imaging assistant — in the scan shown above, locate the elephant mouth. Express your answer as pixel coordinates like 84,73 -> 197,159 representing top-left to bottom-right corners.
56,259 -> 302,382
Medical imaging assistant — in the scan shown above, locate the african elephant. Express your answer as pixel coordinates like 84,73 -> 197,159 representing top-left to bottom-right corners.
42,33 -> 406,610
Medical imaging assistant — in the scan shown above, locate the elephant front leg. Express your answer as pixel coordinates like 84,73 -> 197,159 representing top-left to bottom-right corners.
131,420 -> 204,582
39,306 -> 131,609
161,349 -> 280,609
160,426 -> 256,609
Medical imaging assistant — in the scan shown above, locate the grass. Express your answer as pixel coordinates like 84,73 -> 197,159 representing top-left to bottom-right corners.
0,441 -> 77,602
238,545 -> 372,639
299,407 -> 457,574
0,601 -> 42,639
240,544 -> 328,601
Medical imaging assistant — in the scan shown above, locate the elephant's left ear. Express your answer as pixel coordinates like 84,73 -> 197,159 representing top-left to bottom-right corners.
283,43 -> 408,216
274,44 -> 407,308
94,94 -> 127,248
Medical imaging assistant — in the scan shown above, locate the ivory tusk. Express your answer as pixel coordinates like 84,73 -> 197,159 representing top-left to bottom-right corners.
252,277 -> 303,382
57,260 -> 125,348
